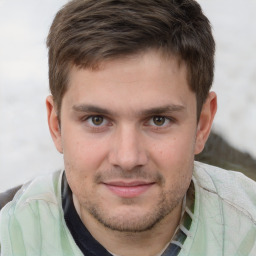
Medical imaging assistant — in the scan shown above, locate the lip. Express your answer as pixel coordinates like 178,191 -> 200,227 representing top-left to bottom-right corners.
102,181 -> 155,198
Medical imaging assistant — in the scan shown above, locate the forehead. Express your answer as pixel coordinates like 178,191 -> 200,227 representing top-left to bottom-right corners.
63,50 -> 195,114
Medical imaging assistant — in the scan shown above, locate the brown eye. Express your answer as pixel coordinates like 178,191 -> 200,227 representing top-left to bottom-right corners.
91,116 -> 104,126
152,116 -> 166,126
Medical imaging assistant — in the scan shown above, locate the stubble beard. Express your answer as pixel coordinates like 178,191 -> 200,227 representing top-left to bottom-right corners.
67,162 -> 192,233
83,189 -> 184,233
79,167 -> 188,233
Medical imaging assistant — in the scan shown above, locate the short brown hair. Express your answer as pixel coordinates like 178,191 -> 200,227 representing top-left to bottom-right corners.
47,0 -> 215,119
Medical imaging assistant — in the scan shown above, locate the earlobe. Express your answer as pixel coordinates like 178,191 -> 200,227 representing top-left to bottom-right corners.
194,91 -> 217,155
46,95 -> 63,153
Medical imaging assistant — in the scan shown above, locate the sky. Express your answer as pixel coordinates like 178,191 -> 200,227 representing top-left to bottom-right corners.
0,0 -> 255,191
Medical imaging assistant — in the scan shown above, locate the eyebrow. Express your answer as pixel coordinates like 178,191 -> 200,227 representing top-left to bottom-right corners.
72,104 -> 112,115
140,105 -> 185,116
72,104 -> 185,116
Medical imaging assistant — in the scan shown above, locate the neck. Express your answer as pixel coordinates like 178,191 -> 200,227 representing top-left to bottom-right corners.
73,195 -> 183,256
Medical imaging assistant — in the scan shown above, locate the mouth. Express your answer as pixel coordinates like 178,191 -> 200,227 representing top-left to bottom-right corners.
102,181 -> 155,198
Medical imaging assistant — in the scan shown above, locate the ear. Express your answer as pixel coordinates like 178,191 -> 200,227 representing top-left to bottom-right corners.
46,95 -> 63,153
194,91 -> 217,155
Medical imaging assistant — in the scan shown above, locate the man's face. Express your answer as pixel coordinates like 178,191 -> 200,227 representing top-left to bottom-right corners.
47,50 -> 214,232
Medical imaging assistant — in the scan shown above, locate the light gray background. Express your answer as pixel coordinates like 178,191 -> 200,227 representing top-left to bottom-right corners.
0,0 -> 256,191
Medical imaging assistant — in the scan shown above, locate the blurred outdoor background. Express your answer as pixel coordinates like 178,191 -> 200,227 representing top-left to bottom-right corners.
0,0 -> 256,191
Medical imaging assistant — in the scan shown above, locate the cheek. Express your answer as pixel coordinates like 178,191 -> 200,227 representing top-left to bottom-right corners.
152,134 -> 195,162
62,133 -> 109,175
149,133 -> 195,186
159,138 -> 194,183
63,137 -> 109,199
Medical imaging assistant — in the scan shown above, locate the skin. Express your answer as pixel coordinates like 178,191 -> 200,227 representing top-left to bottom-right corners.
47,50 -> 217,256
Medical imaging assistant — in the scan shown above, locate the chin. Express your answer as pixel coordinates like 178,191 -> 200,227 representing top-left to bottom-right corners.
86,198 -> 181,233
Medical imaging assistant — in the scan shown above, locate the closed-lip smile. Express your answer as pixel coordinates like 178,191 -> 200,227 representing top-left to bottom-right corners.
102,180 -> 155,198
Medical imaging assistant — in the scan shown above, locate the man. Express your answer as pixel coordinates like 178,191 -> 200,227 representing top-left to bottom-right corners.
0,0 -> 255,255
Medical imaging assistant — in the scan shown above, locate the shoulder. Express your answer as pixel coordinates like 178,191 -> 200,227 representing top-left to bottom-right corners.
182,162 -> 256,255
9,170 -> 63,211
0,185 -> 22,210
0,171 -> 63,255
193,161 -> 256,222
0,171 -> 82,256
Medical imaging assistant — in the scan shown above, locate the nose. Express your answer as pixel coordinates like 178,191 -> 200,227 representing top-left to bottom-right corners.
108,125 -> 148,171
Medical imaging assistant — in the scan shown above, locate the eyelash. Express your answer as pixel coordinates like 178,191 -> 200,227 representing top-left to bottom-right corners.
86,116 -> 108,126
144,116 -> 175,130
82,115 -> 111,132
82,115 -> 175,131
